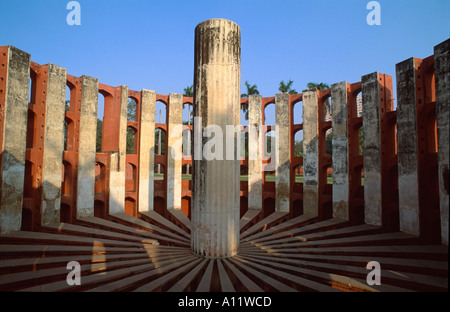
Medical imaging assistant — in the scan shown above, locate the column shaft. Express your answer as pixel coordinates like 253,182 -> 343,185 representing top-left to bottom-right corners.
0,46 -> 30,233
76,75 -> 98,218
192,19 -> 241,258
138,90 -> 156,212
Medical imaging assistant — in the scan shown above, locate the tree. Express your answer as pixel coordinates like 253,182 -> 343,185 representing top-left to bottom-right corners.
307,82 -> 331,115
240,81 -> 260,120
96,119 -> 103,152
279,80 -> 298,95
183,85 -> 193,97
127,98 -> 136,122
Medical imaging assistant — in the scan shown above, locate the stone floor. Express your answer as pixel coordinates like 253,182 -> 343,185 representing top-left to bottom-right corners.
0,209 -> 447,292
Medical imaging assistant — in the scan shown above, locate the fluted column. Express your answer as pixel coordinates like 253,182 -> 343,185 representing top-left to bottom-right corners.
191,19 -> 241,258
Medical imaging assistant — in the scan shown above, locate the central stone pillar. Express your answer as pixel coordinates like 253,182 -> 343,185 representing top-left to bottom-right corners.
191,19 -> 241,258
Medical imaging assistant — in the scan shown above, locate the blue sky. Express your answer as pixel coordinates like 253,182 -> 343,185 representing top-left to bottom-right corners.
1,0 -> 449,124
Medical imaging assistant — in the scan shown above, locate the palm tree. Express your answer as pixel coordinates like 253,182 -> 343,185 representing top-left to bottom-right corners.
307,82 -> 331,115
240,80 -> 260,120
279,80 -> 298,95
183,85 -> 193,97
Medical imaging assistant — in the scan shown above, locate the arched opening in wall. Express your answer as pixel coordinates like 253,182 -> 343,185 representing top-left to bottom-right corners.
60,204 -> 71,223
94,162 -> 106,195
127,97 -> 137,122
240,196 -> 248,218
294,130 -> 303,157
240,130 -> 248,160
155,128 -> 166,156
264,103 -> 275,126
323,95 -> 332,122
96,92 -> 105,152
125,163 -> 137,192
293,100 -> 303,125
65,85 -> 71,111
240,165 -> 248,180
263,170 -> 276,192
293,165 -> 303,188
324,164 -> 333,186
181,196 -> 191,219
183,103 -> 193,125
94,200 -> 106,218
62,161 -> 73,196
155,128 -> 166,176
125,197 -> 136,217
263,197 -> 275,217
355,91 -> 364,156
156,100 -> 167,124
26,67 -> 37,151
154,196 -> 166,216
64,82 -> 75,151
182,129 -> 192,157
241,104 -> 249,126
182,164 -> 192,179
264,130 -> 276,159
29,71 -> 36,104
292,199 -> 303,216
154,163 -> 166,194
26,111 -> 35,149
126,126 -> 137,154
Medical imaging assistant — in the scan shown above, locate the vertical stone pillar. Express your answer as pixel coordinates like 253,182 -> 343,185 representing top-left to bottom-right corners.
192,19 -> 241,258
435,39 -> 449,245
248,95 -> 263,210
0,46 -> 30,233
40,64 -> 67,225
302,89 -> 319,217
109,85 -> 128,214
138,89 -> 156,212
275,93 -> 290,212
331,81 -> 349,220
361,72 -> 383,227
396,58 -> 421,236
76,75 -> 98,219
167,92 -> 183,211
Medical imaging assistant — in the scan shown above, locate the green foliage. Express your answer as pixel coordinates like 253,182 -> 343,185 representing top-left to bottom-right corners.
279,80 -> 298,95
241,81 -> 260,121
96,119 -> 102,152
184,85 -> 193,97
294,140 -> 303,157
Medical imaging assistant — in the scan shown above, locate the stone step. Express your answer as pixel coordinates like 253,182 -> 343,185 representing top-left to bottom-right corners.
244,224 -> 381,247
132,256 -> 203,292
43,222 -> 160,246
0,230 -> 158,249
239,209 -> 261,231
195,259 -> 215,292
249,231 -> 419,249
239,252 -> 447,291
0,248 -> 189,274
22,253 -> 195,292
139,211 -> 190,240
167,258 -> 209,292
237,254 -> 410,292
242,218 -> 346,244
240,247 -> 448,275
240,212 -> 289,240
226,257 -> 300,292
242,214 -> 316,241
216,259 -> 235,292
3,250 -> 192,291
167,209 -> 193,233
232,255 -> 343,292
220,258 -> 264,292
79,215 -> 191,245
